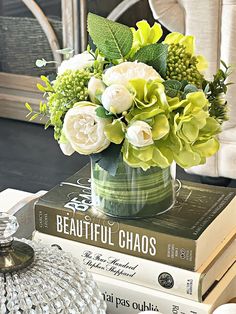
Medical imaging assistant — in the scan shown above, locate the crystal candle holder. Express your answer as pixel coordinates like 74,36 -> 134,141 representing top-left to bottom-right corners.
0,212 -> 107,313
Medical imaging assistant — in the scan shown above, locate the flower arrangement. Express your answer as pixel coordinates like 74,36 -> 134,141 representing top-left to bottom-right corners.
26,13 -> 231,176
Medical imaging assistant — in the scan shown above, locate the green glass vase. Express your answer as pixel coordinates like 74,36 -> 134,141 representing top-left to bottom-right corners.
91,159 -> 175,219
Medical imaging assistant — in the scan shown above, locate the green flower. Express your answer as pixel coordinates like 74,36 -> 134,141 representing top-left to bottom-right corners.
168,91 -> 221,167
122,140 -> 171,171
129,20 -> 163,57
164,32 -> 208,87
126,79 -> 168,122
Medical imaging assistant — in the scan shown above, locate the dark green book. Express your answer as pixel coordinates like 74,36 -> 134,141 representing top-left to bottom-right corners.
35,164 -> 236,270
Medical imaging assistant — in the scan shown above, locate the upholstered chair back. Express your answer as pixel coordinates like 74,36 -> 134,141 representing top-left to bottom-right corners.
149,0 -> 236,179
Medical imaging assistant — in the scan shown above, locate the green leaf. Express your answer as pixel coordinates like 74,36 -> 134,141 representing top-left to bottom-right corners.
133,43 -> 168,77
220,60 -> 228,69
180,80 -> 188,90
163,80 -> 182,97
95,106 -> 113,119
87,13 -> 133,60
37,83 -> 46,92
35,59 -> 47,67
29,113 -> 39,121
40,76 -> 54,91
183,84 -> 198,98
91,143 -> 122,176
44,120 -> 51,129
25,102 -> 32,112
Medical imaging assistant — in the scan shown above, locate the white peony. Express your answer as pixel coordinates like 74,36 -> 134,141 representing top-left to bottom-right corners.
103,61 -> 162,86
59,142 -> 75,156
126,121 -> 154,147
63,102 -> 111,155
58,51 -> 94,75
88,77 -> 106,103
101,84 -> 133,114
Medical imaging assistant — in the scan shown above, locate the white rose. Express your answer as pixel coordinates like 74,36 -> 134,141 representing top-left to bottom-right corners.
126,121 -> 154,147
101,84 -> 133,114
58,51 -> 94,75
59,142 -> 75,156
103,61 -> 162,86
63,102 -> 111,155
88,77 -> 106,103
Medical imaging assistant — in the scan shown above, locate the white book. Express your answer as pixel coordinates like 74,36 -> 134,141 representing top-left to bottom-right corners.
94,263 -> 236,314
33,230 -> 236,302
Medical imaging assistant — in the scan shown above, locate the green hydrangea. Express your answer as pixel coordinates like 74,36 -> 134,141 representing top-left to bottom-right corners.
121,79 -> 220,170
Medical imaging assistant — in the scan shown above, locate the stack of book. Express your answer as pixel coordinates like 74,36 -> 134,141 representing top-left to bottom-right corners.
33,164 -> 236,314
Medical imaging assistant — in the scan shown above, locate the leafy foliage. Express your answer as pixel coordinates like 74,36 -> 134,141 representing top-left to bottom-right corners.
87,13 -> 133,60
95,106 -> 113,119
203,61 -> 232,123
133,43 -> 168,77
163,80 -> 198,99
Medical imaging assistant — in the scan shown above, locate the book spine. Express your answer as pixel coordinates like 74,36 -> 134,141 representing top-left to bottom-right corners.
34,203 -> 196,270
33,231 -> 203,302
93,273 -> 210,314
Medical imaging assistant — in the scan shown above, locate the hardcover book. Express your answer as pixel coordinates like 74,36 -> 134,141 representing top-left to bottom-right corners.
33,229 -> 236,302
93,262 -> 236,314
34,164 -> 236,270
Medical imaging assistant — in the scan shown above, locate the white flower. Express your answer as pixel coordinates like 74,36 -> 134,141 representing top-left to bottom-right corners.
103,61 -> 162,86
59,142 -> 75,156
126,121 -> 154,147
101,84 -> 133,114
58,51 -> 94,75
63,102 -> 111,155
88,77 -> 106,103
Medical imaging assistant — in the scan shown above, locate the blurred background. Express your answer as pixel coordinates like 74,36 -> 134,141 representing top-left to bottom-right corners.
0,0 -> 236,193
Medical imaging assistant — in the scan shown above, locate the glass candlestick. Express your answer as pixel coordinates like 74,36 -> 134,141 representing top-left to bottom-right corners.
0,212 -> 107,313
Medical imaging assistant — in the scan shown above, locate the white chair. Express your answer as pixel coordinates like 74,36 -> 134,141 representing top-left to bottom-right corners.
149,0 -> 236,179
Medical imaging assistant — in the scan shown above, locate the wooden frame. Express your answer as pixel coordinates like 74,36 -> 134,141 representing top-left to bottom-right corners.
0,0 -> 80,123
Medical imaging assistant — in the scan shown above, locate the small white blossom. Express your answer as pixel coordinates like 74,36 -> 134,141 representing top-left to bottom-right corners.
126,121 -> 154,147
102,84 -> 133,114
88,77 -> 106,103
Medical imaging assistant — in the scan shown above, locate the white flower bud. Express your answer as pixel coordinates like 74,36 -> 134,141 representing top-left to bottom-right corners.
126,121 -> 154,147
88,77 -> 105,103
102,84 -> 133,114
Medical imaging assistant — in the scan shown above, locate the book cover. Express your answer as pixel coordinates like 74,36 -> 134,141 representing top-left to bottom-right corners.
33,230 -> 236,302
35,164 -> 236,270
93,263 -> 236,314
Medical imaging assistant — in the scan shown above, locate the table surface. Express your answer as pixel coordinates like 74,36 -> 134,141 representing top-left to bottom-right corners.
1,117 -> 236,193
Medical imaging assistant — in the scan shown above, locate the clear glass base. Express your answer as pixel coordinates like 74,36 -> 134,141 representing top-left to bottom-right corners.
91,160 -> 176,219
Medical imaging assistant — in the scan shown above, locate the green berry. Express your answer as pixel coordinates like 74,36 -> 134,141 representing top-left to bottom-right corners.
166,43 -> 203,88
